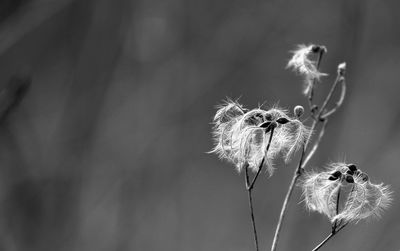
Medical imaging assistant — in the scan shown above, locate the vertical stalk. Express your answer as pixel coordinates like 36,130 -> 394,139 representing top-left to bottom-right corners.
270,59 -> 346,251
245,127 -> 275,251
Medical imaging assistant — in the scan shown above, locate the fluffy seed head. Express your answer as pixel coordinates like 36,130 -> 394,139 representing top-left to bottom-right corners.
287,44 -> 328,96
210,100 -> 311,175
302,162 -> 392,224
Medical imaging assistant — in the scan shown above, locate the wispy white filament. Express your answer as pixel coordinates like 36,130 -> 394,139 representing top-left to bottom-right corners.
287,44 -> 327,95
210,100 -> 311,175
302,162 -> 392,224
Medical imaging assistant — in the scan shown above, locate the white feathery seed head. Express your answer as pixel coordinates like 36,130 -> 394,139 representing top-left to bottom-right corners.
302,162 -> 392,224
210,100 -> 311,175
287,44 -> 328,96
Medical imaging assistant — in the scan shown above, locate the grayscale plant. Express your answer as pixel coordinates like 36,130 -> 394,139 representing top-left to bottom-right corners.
209,43 -> 392,251
210,103 -> 311,175
303,162 -> 392,224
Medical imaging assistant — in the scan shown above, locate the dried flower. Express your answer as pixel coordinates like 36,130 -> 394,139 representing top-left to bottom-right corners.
302,162 -> 392,224
210,100 -> 311,175
287,44 -> 327,95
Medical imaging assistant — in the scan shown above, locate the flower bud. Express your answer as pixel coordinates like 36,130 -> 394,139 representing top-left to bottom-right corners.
345,175 -> 354,183
338,62 -> 346,76
276,117 -> 290,125
294,105 -> 304,118
347,164 -> 357,172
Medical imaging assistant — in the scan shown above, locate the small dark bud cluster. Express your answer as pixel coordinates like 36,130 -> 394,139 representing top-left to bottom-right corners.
276,117 -> 290,125
311,45 -> 327,54
327,163 -> 369,184
328,170 -> 342,181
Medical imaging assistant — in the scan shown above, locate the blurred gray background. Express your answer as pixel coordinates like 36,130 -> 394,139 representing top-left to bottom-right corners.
0,0 -> 399,250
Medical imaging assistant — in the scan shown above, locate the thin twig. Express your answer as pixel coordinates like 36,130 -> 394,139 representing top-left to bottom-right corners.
270,68 -> 346,251
307,49 -> 325,114
311,232 -> 334,251
245,165 -> 259,251
332,184 -> 342,231
244,127 -> 275,251
270,120 -> 318,251
318,75 -> 343,117
312,223 -> 348,251
320,77 -> 346,120
270,164 -> 302,251
248,127 -> 275,190
302,119 -> 328,169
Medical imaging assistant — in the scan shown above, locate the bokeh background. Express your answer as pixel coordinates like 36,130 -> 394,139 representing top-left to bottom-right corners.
0,0 -> 399,250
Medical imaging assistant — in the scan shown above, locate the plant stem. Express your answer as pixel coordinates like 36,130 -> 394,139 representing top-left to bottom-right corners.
320,77 -> 346,120
270,121 -> 318,251
302,119 -> 328,168
248,127 -> 275,190
312,223 -> 348,251
307,49 -> 325,113
270,165 -> 302,251
244,127 -> 275,251
270,68 -> 346,251
311,232 -> 334,251
245,165 -> 259,251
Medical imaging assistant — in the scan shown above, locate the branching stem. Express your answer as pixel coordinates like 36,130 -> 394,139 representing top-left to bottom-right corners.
270,64 -> 347,251
245,127 -> 275,251
312,222 -> 348,251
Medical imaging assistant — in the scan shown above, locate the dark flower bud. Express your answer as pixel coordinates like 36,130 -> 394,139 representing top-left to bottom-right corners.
276,117 -> 290,125
347,164 -> 357,172
264,121 -> 278,133
311,45 -> 327,54
265,113 -> 273,121
259,121 -> 271,129
331,170 -> 342,178
346,170 -> 354,175
328,175 -> 338,181
345,175 -> 354,183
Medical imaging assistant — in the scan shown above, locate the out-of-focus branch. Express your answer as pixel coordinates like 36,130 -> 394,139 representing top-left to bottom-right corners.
0,74 -> 31,121
0,0 -> 76,56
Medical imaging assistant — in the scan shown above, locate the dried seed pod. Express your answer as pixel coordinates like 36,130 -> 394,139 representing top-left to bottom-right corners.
332,170 -> 342,178
347,164 -> 357,172
345,175 -> 354,183
276,117 -> 290,125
